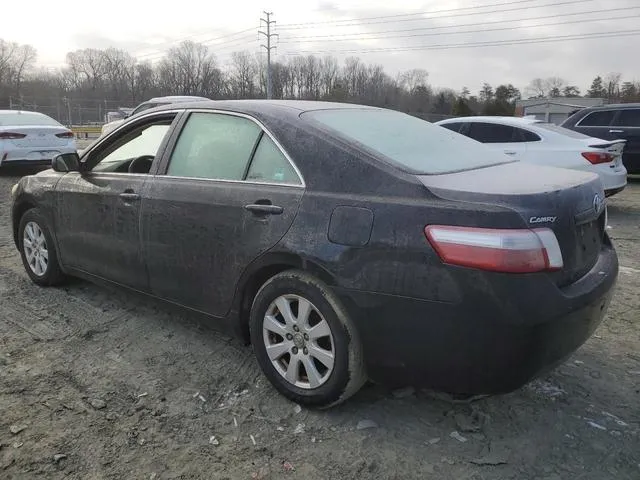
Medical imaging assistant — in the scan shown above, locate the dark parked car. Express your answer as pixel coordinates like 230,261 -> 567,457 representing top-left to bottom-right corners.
561,103 -> 640,174
10,100 -> 618,407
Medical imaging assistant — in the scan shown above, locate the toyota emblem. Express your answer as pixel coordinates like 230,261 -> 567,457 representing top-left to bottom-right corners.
593,193 -> 603,215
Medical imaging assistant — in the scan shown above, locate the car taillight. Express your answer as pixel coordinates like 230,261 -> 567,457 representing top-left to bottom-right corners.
582,152 -> 614,164
0,132 -> 27,139
56,131 -> 75,138
424,225 -> 563,273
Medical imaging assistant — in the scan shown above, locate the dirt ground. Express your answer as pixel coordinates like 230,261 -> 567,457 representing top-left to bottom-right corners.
0,168 -> 638,480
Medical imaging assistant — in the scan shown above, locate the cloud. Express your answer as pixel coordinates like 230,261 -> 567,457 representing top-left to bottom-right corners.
5,0 -> 640,94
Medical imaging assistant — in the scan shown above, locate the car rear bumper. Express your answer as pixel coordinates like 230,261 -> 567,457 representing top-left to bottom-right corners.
334,242 -> 618,394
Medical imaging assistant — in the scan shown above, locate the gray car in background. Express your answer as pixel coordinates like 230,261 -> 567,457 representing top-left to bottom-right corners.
100,96 -> 209,136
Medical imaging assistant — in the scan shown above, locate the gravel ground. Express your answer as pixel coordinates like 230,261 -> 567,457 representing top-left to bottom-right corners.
0,168 -> 638,480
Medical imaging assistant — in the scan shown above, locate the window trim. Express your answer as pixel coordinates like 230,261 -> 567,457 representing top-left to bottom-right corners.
79,109 -> 184,176
575,109 -> 617,128
159,109 -> 305,188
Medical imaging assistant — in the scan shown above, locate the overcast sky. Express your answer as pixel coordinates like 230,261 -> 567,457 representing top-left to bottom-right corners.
5,0 -> 640,94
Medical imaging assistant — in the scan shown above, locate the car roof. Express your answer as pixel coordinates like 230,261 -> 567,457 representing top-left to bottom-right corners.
146,99 -> 382,116
437,116 -> 540,126
145,96 -> 211,103
577,103 -> 640,112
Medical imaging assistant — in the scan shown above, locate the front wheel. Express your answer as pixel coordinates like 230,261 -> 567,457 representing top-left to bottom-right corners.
18,208 -> 66,286
249,270 -> 366,408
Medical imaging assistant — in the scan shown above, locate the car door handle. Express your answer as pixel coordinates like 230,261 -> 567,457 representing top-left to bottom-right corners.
504,150 -> 517,155
609,129 -> 624,134
119,192 -> 140,202
244,204 -> 284,215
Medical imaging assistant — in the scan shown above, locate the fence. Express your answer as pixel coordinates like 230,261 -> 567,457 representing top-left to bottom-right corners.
2,96 -> 126,126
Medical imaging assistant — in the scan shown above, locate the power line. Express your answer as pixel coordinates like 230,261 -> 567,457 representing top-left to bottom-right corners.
277,0 -> 543,27
277,0 -> 597,30
281,29 -> 640,55
278,12 -> 640,44
139,34 -> 260,62
278,5 -> 640,42
135,27 -> 258,60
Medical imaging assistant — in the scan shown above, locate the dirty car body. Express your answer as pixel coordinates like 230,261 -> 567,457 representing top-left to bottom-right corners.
11,100 -> 618,404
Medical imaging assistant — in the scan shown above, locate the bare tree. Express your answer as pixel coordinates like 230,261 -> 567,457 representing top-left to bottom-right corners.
605,72 -> 622,100
65,48 -> 108,91
9,44 -> 36,95
525,78 -> 547,98
228,50 -> 257,98
399,68 -> 428,94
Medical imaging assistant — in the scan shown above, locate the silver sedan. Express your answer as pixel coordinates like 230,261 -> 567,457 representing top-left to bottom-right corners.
0,110 -> 77,168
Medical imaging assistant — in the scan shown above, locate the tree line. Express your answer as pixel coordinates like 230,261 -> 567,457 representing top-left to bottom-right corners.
1,37 -> 639,125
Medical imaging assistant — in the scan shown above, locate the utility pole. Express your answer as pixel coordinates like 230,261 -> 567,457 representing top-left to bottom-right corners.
259,11 -> 278,99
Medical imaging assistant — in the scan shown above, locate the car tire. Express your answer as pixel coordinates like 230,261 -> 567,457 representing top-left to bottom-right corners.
249,270 -> 366,408
18,208 -> 66,286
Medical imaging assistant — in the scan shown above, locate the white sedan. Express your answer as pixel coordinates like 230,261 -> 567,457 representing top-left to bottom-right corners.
435,116 -> 627,197
0,110 -> 77,168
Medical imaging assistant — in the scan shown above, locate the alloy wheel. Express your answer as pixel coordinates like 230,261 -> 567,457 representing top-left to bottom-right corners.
262,294 -> 335,389
23,221 -> 49,276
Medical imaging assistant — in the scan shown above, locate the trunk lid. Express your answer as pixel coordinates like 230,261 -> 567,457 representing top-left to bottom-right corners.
419,162 -> 607,287
581,138 -> 626,168
2,126 -> 73,148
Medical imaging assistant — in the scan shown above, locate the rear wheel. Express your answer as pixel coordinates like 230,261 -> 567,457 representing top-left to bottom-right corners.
249,270 -> 366,408
18,208 -> 65,286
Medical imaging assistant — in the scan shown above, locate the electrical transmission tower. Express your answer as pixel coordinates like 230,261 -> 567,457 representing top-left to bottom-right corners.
259,11 -> 278,99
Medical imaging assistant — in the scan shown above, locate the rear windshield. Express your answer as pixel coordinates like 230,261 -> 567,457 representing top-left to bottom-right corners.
302,109 -> 512,174
532,122 -> 591,139
0,112 -> 61,127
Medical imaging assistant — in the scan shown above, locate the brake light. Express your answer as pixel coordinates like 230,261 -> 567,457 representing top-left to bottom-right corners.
0,132 -> 27,139
582,152 -> 614,164
424,225 -> 563,273
56,131 -> 75,139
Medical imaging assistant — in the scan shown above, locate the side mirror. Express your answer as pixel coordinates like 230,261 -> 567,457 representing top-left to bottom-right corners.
52,152 -> 80,172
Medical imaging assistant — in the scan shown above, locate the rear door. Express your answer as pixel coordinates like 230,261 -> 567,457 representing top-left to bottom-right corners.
611,108 -> 640,173
141,110 -> 304,316
463,122 -> 527,159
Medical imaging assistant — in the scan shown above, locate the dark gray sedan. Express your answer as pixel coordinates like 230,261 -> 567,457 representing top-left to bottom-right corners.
11,100 -> 618,407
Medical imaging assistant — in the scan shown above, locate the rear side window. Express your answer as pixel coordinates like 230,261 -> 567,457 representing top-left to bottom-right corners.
615,109 -> 640,127
246,135 -> 301,185
302,109 -> 511,175
519,128 -> 541,142
167,113 -> 261,180
439,122 -> 464,133
466,123 -> 518,143
578,110 -> 616,127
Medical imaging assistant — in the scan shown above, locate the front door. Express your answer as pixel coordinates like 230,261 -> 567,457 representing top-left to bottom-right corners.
54,112 -> 179,290
141,111 -> 304,316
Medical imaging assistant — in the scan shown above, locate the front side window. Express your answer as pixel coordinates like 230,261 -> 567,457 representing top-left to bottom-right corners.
303,109 -> 511,175
579,110 -> 615,127
246,135 -> 301,185
91,121 -> 172,173
167,112 -> 261,180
